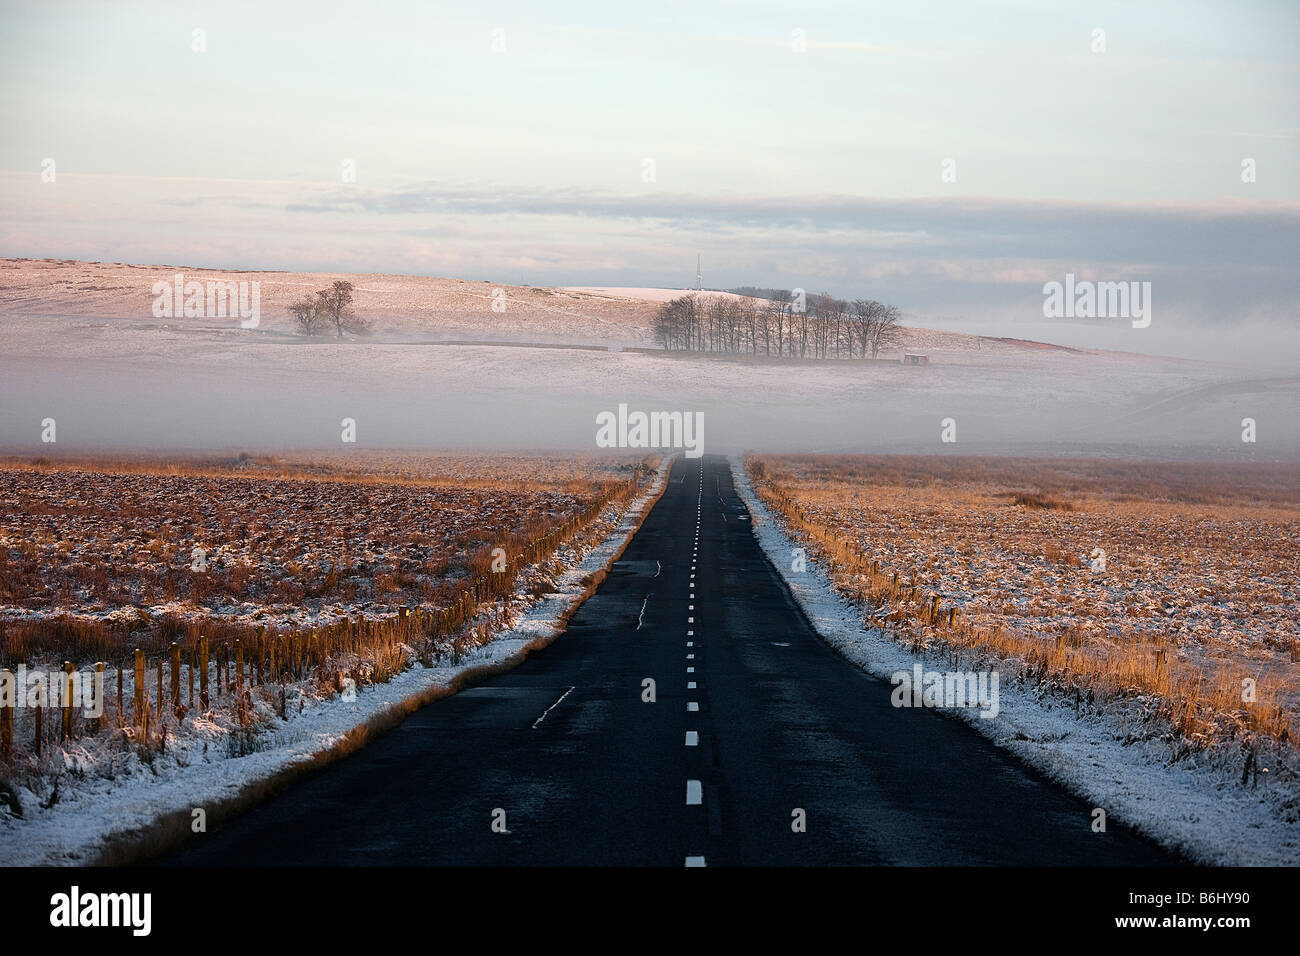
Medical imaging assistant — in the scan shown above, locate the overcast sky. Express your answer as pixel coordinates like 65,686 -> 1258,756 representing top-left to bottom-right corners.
1,0 -> 1297,353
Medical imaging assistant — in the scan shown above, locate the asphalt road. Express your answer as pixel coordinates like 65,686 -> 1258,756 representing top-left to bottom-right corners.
161,455 -> 1179,866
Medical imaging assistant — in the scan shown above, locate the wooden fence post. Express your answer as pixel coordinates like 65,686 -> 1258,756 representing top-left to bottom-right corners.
199,636 -> 209,710
156,654 -> 163,721
171,643 -> 182,716
95,662 -> 105,732
61,661 -> 73,741
1,668 -> 12,762
33,677 -> 42,757
133,648 -> 144,730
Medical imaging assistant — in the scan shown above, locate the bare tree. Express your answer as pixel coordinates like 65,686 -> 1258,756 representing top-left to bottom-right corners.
868,302 -> 902,358
743,296 -> 759,354
654,287 -> 903,361
851,298 -> 877,358
653,299 -> 678,350
795,293 -> 809,357
812,293 -> 847,359
288,296 -> 328,336
770,290 -> 790,356
316,280 -> 367,339
755,296 -> 772,354
654,294 -> 704,351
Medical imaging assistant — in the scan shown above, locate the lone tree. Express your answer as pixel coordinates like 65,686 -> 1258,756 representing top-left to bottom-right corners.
288,280 -> 365,337
316,280 -> 367,338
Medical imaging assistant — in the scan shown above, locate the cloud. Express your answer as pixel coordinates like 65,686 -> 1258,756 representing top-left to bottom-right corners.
288,183 -> 1300,271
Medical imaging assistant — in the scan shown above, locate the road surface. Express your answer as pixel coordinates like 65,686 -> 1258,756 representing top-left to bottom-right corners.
161,455 -> 1178,866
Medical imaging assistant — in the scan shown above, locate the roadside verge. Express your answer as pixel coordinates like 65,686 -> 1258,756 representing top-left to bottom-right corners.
731,454 -> 1298,866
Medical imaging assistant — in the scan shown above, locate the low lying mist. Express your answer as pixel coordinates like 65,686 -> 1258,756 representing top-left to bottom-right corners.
2,316 -> 1296,462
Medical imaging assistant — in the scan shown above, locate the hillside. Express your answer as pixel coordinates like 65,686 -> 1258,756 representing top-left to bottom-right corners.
0,258 -> 660,346
3,259 -> 1076,357
1,258 -> 1293,460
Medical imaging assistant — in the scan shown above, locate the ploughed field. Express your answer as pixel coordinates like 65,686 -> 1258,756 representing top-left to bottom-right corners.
0,452 -> 655,827
0,452 -> 651,666
748,454 -> 1300,749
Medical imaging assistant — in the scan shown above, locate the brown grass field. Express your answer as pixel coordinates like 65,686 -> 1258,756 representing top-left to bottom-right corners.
747,454 -> 1300,751
0,451 -> 661,794
0,451 -> 654,668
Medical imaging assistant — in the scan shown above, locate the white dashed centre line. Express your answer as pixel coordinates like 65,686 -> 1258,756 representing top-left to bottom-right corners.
531,686 -> 575,729
685,856 -> 706,867
687,653 -> 694,659
687,681 -> 696,689
685,731 -> 699,746
687,701 -> 699,711
687,666 -> 694,673
686,780 -> 703,805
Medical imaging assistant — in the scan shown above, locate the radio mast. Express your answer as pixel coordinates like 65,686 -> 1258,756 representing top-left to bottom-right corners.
696,253 -> 702,290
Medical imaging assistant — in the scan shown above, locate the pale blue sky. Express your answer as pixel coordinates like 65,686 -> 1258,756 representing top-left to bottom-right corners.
1,0 -> 1297,337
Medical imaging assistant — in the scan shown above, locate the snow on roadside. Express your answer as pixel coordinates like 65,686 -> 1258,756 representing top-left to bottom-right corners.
0,459 -> 671,866
730,455 -> 1299,866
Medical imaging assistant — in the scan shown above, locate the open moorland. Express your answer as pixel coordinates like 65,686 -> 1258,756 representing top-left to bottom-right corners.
747,454 -> 1300,751
0,451 -> 652,665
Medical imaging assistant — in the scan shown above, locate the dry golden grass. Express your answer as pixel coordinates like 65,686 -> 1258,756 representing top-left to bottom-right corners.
748,454 -> 1300,750
2,450 -> 646,492
0,453 -> 665,773
0,452 -> 658,668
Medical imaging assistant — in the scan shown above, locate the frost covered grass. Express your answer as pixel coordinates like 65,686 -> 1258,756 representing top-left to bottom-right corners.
0,452 -> 654,660
0,455 -> 669,865
734,455 -> 1300,865
747,454 -> 1300,750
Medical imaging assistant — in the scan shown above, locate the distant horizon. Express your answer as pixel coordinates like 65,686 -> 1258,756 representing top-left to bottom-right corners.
5,253 -> 1296,366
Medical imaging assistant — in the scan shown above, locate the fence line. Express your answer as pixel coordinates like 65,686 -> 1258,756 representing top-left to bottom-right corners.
0,469 -> 652,762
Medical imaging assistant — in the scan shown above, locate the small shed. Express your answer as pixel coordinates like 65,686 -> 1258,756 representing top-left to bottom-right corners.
902,353 -> 929,366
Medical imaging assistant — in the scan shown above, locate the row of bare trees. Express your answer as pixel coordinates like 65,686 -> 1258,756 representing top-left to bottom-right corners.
653,292 -> 902,358
289,280 -> 369,338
